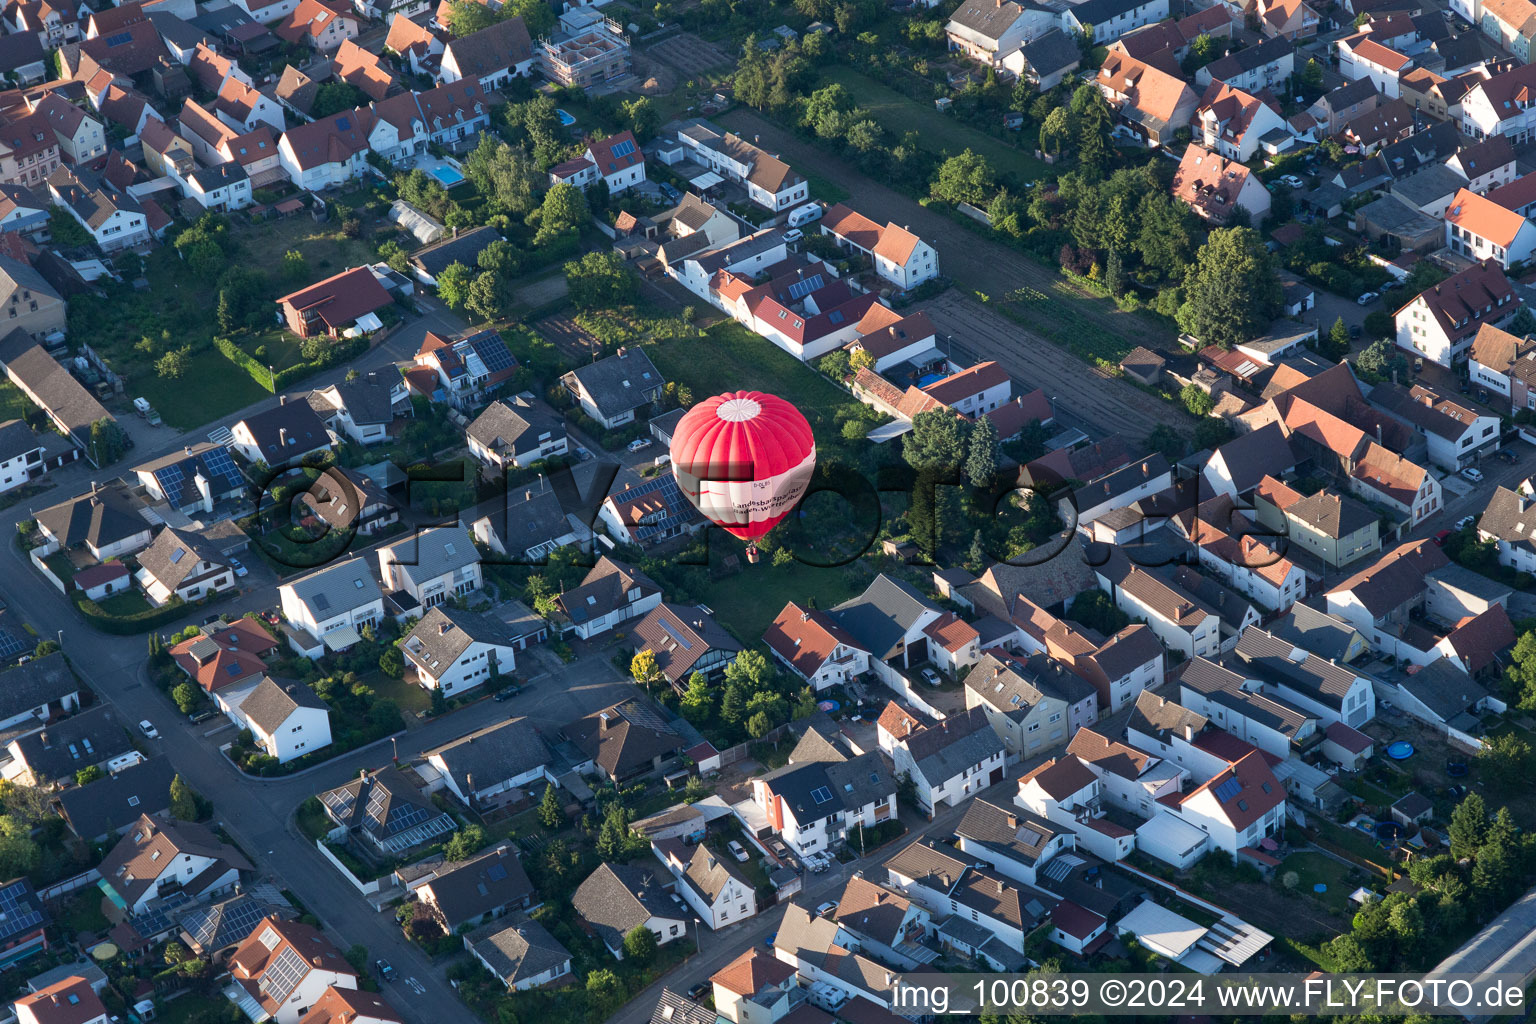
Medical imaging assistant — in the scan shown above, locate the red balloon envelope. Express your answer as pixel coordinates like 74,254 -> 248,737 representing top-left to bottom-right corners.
670,390 -> 817,543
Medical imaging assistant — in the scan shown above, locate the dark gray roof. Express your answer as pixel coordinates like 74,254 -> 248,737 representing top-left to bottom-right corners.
466,915 -> 569,986
955,797 -> 1063,868
189,162 -> 248,192
178,892 -> 294,955
46,165 -> 144,229
1233,626 -> 1360,710
282,556 -> 382,619
443,17 -> 532,78
1209,422 -> 1296,494
426,717 -> 550,796
1395,656 -> 1488,723
147,10 -> 212,50
760,749 -> 893,822
571,862 -> 680,952
0,31 -> 43,73
664,193 -> 718,233
831,574 -> 938,659
1177,657 -> 1312,737
403,605 -> 516,677
1378,120 -> 1461,177
0,653 -> 78,722
556,556 -> 660,626
381,525 -> 479,588
648,407 -> 686,444
1205,36 -> 1294,80
1127,689 -> 1209,744
561,349 -> 663,420
412,226 -> 503,277
56,755 -> 175,842
466,396 -> 565,460
319,766 -> 456,850
1477,485 -> 1536,556
650,991 -> 715,1024
1433,30 -> 1498,72
35,484 -> 147,551
464,486 -> 574,557
631,603 -> 742,684
423,845 -> 535,930
319,370 -> 398,427
964,652 -> 1048,720
1268,605 -> 1362,662
672,841 -> 752,903
564,697 -> 684,777
947,0 -> 1027,40
238,677 -> 327,734
903,706 -> 1004,786
0,337 -> 114,448
1075,454 -> 1171,510
300,465 -> 393,530
8,705 -> 131,783
1021,28 -> 1081,76
0,419 -> 41,463
884,837 -> 970,891
236,400 -> 331,464
0,254 -> 58,307
137,526 -> 228,592
1286,488 -> 1377,539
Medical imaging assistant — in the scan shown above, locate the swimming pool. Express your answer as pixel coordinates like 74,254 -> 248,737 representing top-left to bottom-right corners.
429,165 -> 466,187
917,372 -> 945,387
556,108 -> 576,126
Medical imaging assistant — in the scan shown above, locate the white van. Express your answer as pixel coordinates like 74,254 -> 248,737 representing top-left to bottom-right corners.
787,202 -> 823,228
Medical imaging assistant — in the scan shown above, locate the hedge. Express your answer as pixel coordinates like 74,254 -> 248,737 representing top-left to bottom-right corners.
214,336 -> 274,391
74,593 -> 195,634
214,334 -> 370,393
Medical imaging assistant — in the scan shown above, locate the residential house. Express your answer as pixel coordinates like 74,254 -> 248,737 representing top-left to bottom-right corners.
559,347 -> 663,429
233,677 -> 332,763
763,602 -> 872,691
884,838 -> 1059,961
1443,189 -> 1536,267
0,420 -> 58,497
466,397 -> 566,472
819,204 -> 940,291
564,697 -> 685,784
463,918 -> 571,992
829,876 -> 934,969
1074,455 -> 1174,529
944,0 -> 1040,67
1260,0 -> 1320,38
1369,381 -> 1501,469
1469,322 -> 1536,403
1,705 -> 132,786
883,705 -> 1006,816
408,227 -> 500,288
1340,35 -> 1413,97
439,17 -> 534,89
1096,50 -> 1200,146
750,730 -> 896,857
652,839 -> 757,929
294,989 -> 404,1024
55,755 -> 174,843
596,476 -> 707,548
305,370 -> 405,447
273,0 -> 359,51
671,119 -> 808,212
571,862 -> 688,959
276,266 -> 392,339
410,330 -> 519,409
954,796 -> 1076,887
1323,539 -> 1450,660
99,814 -> 250,914
32,95 -> 104,165
1176,656 -> 1316,760
318,766 -> 457,855
963,652 -> 1071,763
1162,750 -> 1287,858
45,166 -> 145,251
1395,258 -> 1519,367
1461,61 -> 1536,140
1310,78 -> 1381,135
1173,143 -> 1271,225
1195,82 -> 1289,163
230,398 -> 333,468
16,979 -> 107,1024
1198,36 -> 1295,91
135,526 -> 236,606
1002,28 -> 1082,90
1280,487 -> 1382,568
552,556 -> 661,640
631,603 -> 742,691
277,557 -> 384,654
34,484 -> 152,560
1068,726 -> 1186,820
0,257 -> 63,342
1012,596 -> 1164,712
828,574 -> 946,686
423,717 -> 552,808
299,466 -> 397,538
1059,0 -> 1170,43
400,605 -> 515,697
415,844 -> 535,932
277,108 -> 373,190
228,919 -> 358,1024
377,526 -> 482,610
1477,484 -> 1536,574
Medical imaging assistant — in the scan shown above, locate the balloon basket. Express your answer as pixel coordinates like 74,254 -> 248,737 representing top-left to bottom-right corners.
745,545 -> 761,564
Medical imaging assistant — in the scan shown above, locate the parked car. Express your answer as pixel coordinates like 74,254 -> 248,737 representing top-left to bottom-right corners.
138,720 -> 159,740
1461,466 -> 1485,482
493,684 -> 522,701
687,983 -> 710,1001
1380,280 -> 1401,290
660,184 -> 682,203
727,840 -> 750,862
815,901 -> 839,917
627,438 -> 653,453
1498,449 -> 1520,464
1349,324 -> 1362,340
575,446 -> 593,461
1456,515 -> 1477,530
1460,379 -> 1471,394
188,709 -> 217,724
1433,529 -> 1452,546
229,558 -> 248,578
920,667 -> 941,686
1280,174 -> 1306,189
376,960 -> 395,983
783,228 -> 803,243
1357,291 -> 1378,305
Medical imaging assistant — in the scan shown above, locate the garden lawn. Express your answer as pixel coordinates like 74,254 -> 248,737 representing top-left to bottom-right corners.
239,211 -> 376,272
135,347 -> 271,429
1279,851 -> 1361,913
367,671 -> 433,714
645,321 -> 866,453
692,557 -> 861,646
95,590 -> 154,616
297,798 -> 334,842
0,381 -> 33,421
817,66 -> 1053,179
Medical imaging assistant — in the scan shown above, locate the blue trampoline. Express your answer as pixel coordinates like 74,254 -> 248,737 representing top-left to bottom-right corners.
817,700 -> 840,712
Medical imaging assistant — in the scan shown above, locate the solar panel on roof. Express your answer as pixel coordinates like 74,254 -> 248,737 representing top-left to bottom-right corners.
105,31 -> 132,45
810,786 -> 833,804
0,630 -> 26,659
657,618 -> 693,651
313,593 -> 331,611
609,139 -> 636,158
1214,777 -> 1242,802
0,881 -> 42,940
258,945 -> 308,1003
786,274 -> 825,301
487,862 -> 507,881
171,548 -> 186,564
471,336 -> 515,374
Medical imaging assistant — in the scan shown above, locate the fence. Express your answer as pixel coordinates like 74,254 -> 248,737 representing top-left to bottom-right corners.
707,721 -> 794,772
313,840 -> 387,896
38,867 -> 101,902
29,548 -> 64,595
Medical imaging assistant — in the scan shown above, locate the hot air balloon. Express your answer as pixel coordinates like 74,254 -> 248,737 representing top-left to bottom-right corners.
669,390 -> 816,562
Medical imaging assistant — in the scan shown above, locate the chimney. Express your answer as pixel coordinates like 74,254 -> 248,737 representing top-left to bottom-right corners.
279,427 -> 288,448
184,446 -> 192,456
279,394 -> 287,405
525,490 -> 532,501
1143,462 -> 1149,476
1005,813 -> 1017,828
599,712 -> 610,733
